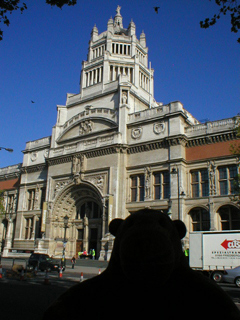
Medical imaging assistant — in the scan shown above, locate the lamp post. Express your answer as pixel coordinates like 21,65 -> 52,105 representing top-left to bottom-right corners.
0,147 -> 13,152
170,167 -> 185,220
62,215 -> 69,267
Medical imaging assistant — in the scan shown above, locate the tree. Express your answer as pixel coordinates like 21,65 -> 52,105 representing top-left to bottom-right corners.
0,190 -> 5,217
229,118 -> 240,204
0,0 -> 77,41
200,0 -> 240,43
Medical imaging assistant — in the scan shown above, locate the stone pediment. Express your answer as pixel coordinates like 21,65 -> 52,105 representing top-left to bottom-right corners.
57,108 -> 118,143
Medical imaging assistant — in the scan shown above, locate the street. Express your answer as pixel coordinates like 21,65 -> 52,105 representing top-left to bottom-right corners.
0,259 -> 239,319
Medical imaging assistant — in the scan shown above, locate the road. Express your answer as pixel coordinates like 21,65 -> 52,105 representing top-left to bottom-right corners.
0,258 -> 239,319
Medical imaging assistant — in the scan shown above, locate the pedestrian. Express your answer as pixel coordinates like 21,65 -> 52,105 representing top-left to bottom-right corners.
92,249 -> 95,260
184,248 -> 189,264
71,256 -> 76,269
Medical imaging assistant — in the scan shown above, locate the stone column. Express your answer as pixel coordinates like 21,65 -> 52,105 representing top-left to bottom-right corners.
31,215 -> 37,240
83,215 -> 89,252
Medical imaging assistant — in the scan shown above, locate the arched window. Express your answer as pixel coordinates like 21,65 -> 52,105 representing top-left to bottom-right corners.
218,205 -> 240,230
76,201 -> 102,220
189,207 -> 210,231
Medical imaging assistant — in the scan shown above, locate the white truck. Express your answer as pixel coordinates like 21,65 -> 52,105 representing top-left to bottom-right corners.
189,230 -> 240,282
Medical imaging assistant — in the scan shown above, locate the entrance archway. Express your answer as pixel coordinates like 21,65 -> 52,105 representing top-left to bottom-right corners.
75,200 -> 102,257
51,182 -> 103,259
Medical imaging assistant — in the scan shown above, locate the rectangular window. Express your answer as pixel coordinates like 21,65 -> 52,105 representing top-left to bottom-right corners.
40,188 -> 46,210
130,175 -> 144,202
28,190 -> 35,211
191,171 -> 199,197
201,170 -> 209,197
154,171 -> 170,200
25,218 -> 33,240
191,169 -> 209,198
218,166 -> 238,195
7,195 -> 14,213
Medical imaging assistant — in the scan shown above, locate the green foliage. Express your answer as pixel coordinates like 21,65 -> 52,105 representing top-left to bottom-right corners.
0,190 -> 6,217
0,0 -> 78,41
0,0 -> 27,40
45,0 -> 77,8
229,117 -> 240,203
230,117 -> 240,155
200,0 -> 240,43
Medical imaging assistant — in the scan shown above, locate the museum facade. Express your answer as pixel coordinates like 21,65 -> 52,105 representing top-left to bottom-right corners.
0,7 -> 239,260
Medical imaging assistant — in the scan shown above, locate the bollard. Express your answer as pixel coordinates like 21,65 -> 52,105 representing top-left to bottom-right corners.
80,272 -> 84,282
98,269 -> 101,274
59,266 -> 63,278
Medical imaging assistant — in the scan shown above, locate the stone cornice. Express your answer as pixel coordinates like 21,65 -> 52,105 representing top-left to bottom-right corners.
21,164 -> 47,174
127,136 -> 188,154
186,131 -> 237,148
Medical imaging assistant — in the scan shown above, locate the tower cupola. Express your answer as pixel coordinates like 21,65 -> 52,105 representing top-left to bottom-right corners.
114,5 -> 123,31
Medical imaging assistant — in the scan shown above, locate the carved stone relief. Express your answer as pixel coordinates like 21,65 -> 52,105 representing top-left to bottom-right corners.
30,152 -> 38,162
84,173 -> 107,195
208,161 -> 216,195
144,167 -> 152,199
53,180 -> 72,200
131,127 -> 143,140
121,90 -> 128,104
79,120 -> 93,135
153,122 -> 165,134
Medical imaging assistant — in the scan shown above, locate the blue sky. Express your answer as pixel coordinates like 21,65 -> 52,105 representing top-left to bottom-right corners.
0,0 -> 239,168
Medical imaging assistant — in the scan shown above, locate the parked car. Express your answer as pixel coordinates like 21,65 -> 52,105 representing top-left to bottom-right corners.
28,253 -> 64,272
222,266 -> 240,287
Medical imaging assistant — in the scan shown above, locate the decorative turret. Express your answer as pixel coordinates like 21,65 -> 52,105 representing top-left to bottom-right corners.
107,17 -> 114,33
140,30 -> 146,48
114,5 -> 123,31
80,5 -> 153,108
91,24 -> 98,42
128,19 -> 136,36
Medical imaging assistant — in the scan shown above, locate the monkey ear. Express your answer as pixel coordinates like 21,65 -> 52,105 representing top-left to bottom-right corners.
109,218 -> 124,236
173,220 -> 187,239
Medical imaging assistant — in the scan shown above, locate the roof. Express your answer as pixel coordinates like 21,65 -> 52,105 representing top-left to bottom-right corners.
0,178 -> 20,191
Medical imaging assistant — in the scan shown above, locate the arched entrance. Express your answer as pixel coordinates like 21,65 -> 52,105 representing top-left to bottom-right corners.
188,207 -> 210,231
217,205 -> 240,230
75,200 -> 102,258
51,182 -> 103,259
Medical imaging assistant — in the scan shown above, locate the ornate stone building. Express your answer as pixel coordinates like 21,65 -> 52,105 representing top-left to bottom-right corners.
0,6 -> 239,260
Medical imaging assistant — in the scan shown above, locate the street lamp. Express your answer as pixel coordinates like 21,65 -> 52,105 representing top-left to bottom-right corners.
0,147 -> 13,152
170,167 -> 185,220
62,215 -> 69,267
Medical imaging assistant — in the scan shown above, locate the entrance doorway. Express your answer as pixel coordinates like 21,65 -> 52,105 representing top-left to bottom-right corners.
76,201 -> 102,258
76,240 -> 83,258
89,228 -> 98,255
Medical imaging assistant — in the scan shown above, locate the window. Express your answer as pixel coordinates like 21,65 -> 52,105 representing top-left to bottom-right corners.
218,166 -> 238,195
190,208 -> 210,231
76,201 -> 102,220
218,205 -> 240,230
25,218 -> 33,239
28,190 -> 35,211
130,174 -> 144,202
40,188 -> 46,210
154,171 -> 170,199
191,169 -> 209,197
7,195 -> 14,213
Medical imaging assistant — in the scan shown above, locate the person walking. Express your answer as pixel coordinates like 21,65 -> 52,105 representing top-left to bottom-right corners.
71,256 -> 76,269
